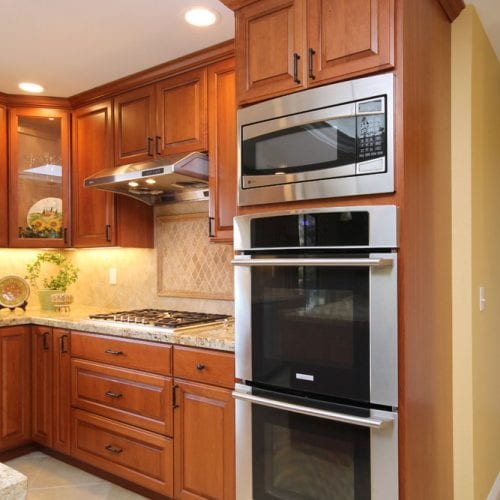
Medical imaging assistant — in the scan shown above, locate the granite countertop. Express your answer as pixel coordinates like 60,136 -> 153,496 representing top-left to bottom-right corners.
0,306 -> 234,352
0,463 -> 27,499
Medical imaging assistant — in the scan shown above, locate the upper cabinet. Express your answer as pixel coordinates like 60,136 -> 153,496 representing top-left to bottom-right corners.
8,107 -> 70,248
114,85 -> 156,166
0,105 -> 7,247
113,68 -> 208,165
72,100 -> 154,248
235,0 -> 395,105
72,101 -> 116,247
207,59 -> 237,243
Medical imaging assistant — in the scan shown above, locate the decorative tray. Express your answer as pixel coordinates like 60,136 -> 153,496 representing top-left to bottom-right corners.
0,275 -> 30,310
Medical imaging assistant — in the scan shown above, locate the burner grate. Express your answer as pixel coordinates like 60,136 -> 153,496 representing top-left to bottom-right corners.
88,309 -> 230,329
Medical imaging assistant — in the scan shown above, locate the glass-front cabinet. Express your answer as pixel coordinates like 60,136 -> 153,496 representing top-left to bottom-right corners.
8,108 -> 70,247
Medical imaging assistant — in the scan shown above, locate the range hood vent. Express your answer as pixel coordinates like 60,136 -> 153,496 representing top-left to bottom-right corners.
83,152 -> 209,205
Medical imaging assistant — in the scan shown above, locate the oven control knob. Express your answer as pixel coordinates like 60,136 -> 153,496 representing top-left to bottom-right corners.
196,363 -> 205,371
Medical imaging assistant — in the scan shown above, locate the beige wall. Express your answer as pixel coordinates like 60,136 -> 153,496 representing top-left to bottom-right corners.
452,6 -> 500,499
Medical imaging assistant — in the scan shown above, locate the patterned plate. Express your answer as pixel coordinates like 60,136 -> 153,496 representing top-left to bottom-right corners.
0,276 -> 30,308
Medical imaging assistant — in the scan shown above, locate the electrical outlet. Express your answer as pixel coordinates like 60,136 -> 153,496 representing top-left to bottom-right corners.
109,268 -> 117,285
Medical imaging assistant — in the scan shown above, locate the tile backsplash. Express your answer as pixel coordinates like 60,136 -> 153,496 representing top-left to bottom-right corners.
0,210 -> 234,316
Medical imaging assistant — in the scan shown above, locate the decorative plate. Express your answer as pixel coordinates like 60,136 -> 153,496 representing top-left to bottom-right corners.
0,276 -> 30,309
26,197 -> 63,237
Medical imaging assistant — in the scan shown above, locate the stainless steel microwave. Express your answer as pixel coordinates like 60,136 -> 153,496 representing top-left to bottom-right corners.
237,74 -> 394,206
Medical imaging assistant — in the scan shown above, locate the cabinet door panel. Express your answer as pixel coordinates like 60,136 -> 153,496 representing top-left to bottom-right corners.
308,0 -> 394,84
235,0 -> 306,104
114,86 -> 156,165
208,59 -> 237,243
32,326 -> 53,447
53,328 -> 71,455
174,380 -> 235,499
157,69 -> 207,156
8,107 -> 70,248
0,326 -> 31,451
72,101 -> 116,247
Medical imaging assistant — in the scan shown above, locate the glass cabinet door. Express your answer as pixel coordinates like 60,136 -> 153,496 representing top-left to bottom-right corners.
8,108 -> 70,247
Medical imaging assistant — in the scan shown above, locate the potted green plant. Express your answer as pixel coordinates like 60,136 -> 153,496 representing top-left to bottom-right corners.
25,252 -> 79,310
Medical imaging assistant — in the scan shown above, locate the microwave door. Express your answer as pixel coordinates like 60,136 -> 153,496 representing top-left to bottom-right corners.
241,103 -> 357,189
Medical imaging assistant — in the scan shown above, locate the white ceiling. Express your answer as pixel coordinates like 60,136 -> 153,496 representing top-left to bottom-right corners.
0,0 -> 497,98
0,0 -> 235,97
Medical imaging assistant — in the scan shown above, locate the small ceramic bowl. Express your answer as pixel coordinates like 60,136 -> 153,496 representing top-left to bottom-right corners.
50,293 -> 74,312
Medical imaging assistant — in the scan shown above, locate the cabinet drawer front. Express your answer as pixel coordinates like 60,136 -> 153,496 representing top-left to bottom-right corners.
71,409 -> 173,497
173,346 -> 234,388
71,359 -> 173,436
71,331 -> 172,375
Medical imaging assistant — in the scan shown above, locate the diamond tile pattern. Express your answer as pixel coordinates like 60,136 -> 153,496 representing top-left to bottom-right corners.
157,214 -> 234,300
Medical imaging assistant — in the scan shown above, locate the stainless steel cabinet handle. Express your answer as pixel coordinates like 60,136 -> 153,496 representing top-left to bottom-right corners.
105,444 -> 123,454
232,257 -> 393,268
232,390 -> 393,429
105,391 -> 123,399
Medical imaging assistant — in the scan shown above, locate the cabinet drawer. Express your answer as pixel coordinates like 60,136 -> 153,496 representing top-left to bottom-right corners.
71,409 -> 173,497
71,331 -> 172,375
173,346 -> 234,389
71,359 -> 173,436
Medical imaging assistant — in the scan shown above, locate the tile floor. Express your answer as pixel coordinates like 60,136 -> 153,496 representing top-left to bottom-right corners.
5,451 -> 148,499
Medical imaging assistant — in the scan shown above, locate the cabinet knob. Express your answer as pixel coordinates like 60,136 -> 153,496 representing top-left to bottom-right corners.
196,363 -> 205,371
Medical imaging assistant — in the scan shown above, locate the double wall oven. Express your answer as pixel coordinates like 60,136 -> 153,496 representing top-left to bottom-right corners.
233,205 -> 399,499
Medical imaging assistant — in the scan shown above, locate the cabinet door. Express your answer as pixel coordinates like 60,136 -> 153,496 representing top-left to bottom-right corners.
208,59 -> 237,243
307,0 -> 394,85
32,326 -> 53,447
235,0 -> 306,105
0,105 -> 7,247
156,68 -> 208,156
114,85 -> 156,165
53,328 -> 71,455
174,380 -> 235,499
0,326 -> 31,451
8,107 -> 70,248
71,101 -> 116,247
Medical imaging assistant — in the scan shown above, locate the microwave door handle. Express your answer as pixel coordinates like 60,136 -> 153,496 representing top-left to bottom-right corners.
232,257 -> 392,268
232,390 -> 393,429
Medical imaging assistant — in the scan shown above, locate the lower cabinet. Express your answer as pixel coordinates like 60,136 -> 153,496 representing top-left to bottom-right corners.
0,326 -> 31,451
31,327 -> 71,453
173,380 -> 235,500
71,409 -> 174,497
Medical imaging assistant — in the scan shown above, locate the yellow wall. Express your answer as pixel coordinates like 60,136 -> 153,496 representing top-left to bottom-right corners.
452,6 -> 500,499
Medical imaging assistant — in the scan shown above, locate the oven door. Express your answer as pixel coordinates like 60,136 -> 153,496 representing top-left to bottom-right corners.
233,384 -> 398,500
233,253 -> 397,407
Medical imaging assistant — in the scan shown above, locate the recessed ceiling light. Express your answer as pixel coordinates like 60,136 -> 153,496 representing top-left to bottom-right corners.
128,181 -> 139,187
184,7 -> 218,27
18,82 -> 44,93
145,178 -> 157,185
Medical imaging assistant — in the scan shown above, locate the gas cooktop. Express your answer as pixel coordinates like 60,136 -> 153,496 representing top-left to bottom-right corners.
87,309 -> 230,331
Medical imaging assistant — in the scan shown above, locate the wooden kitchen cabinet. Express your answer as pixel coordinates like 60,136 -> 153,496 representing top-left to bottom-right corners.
52,328 -> 71,454
208,59 -> 237,243
32,326 -> 53,447
0,326 -> 31,451
173,347 -> 235,500
156,68 -> 208,157
31,326 -> 71,453
71,100 -> 154,248
234,0 -> 394,104
114,85 -> 156,166
8,107 -> 71,247
0,105 -> 7,247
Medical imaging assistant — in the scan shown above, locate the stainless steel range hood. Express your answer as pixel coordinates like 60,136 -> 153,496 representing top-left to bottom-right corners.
83,152 -> 209,205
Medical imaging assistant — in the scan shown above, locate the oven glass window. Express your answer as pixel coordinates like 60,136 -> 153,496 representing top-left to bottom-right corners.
252,404 -> 370,499
251,259 -> 370,403
242,117 -> 356,176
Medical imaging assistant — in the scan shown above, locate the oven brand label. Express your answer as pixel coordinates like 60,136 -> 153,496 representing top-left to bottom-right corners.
295,373 -> 314,382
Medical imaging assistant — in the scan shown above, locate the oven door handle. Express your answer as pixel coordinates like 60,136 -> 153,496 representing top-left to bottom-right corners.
232,390 -> 393,429
232,257 -> 392,268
